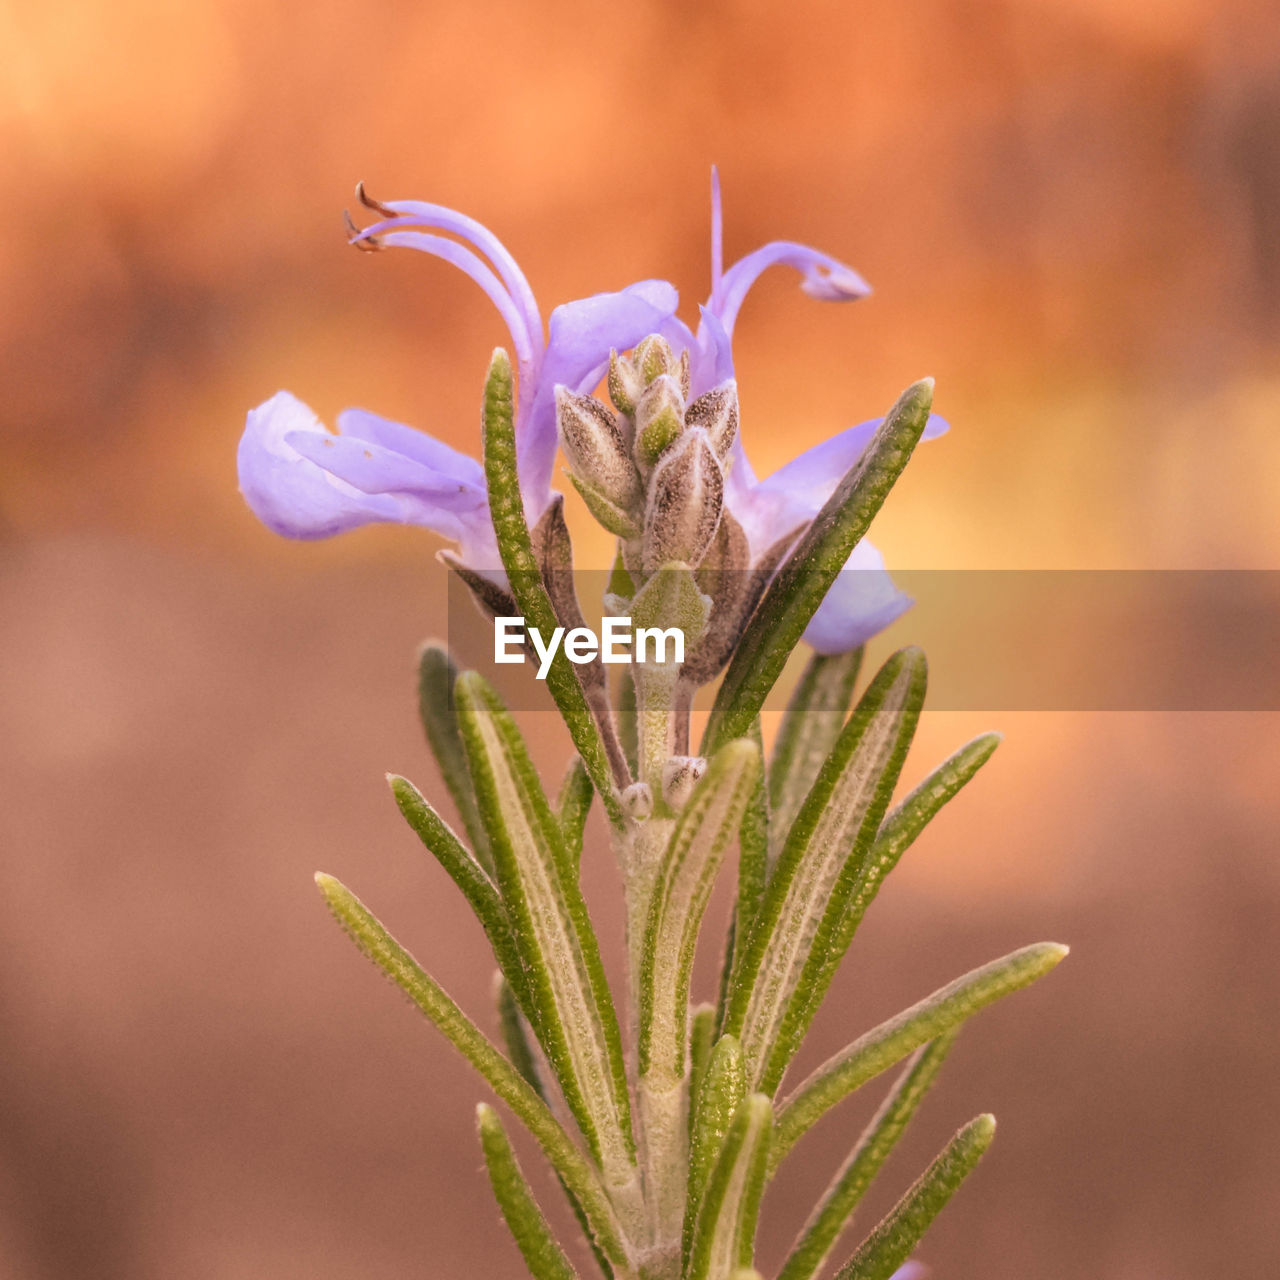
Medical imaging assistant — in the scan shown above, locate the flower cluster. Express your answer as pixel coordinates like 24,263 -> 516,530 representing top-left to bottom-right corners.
238,173 -> 945,653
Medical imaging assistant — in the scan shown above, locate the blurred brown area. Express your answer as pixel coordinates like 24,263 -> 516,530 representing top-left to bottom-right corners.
1,1 -> 1278,1277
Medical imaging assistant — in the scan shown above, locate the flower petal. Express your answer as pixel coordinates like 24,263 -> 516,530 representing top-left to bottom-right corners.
238,392 -> 404,539
715,239 -> 871,336
802,539 -> 913,654
520,279 -> 681,508
754,413 -> 949,502
335,408 -> 485,487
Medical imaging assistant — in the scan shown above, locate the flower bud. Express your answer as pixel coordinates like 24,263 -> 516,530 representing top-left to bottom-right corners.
685,379 -> 739,459
556,386 -> 643,514
642,429 -> 724,573
607,348 -> 643,416
622,781 -> 654,822
662,755 -> 708,809
633,334 -> 680,387
635,374 -> 686,466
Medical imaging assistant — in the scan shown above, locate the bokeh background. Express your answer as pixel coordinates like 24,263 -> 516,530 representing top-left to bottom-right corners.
2,1 -> 1278,1277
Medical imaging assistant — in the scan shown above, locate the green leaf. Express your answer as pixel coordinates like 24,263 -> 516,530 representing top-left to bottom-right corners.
734,717 -> 770,946
455,671 -> 637,1192
685,1094 -> 773,1280
557,756 -> 595,873
723,649 -> 928,1092
388,774 -> 531,1018
771,942 -> 1068,1169
767,648 -> 863,869
638,739 -> 761,1083
313,873 -> 627,1267
832,1113 -> 996,1280
687,1004 -> 717,1135
702,379 -> 934,755
684,1035 -> 746,1267
780,734 -> 1003,1068
777,1035 -> 956,1280
417,643 -> 492,872
481,349 -> 624,824
497,973 -> 545,1098
478,1104 -> 580,1280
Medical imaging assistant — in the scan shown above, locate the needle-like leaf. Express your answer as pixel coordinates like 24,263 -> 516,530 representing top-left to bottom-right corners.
313,873 -> 627,1267
767,648 -> 863,870
832,1114 -> 996,1280
417,642 -> 493,873
496,973 -> 546,1098
557,756 -> 595,873
685,1094 -> 773,1280
778,734 -> 1003,1070
684,1036 -> 746,1267
388,774 -> 532,1018
456,671 -> 636,1194
478,1103 -> 580,1280
777,1035 -> 956,1280
724,649 -> 927,1092
482,349 -> 625,823
639,739 -> 761,1083
772,942 -> 1068,1169
702,379 -> 934,755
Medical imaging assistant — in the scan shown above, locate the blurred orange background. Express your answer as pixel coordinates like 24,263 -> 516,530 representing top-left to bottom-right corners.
2,1 -> 1278,1277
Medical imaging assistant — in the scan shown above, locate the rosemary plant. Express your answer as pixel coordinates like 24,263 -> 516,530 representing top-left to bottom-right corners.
240,179 -> 1066,1280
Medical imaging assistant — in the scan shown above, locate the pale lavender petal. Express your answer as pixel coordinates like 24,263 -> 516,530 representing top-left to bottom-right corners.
359,199 -> 542,359
336,409 -> 484,486
285,430 -> 486,511
375,229 -> 537,373
754,413 -> 950,501
520,279 -> 681,508
238,392 -> 403,539
716,240 -> 872,336
802,539 -> 913,654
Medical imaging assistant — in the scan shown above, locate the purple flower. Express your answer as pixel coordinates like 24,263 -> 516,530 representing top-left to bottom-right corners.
237,192 -> 680,573
655,169 -> 947,653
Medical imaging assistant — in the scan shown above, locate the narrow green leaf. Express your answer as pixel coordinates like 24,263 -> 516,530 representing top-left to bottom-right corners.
767,648 -> 863,868
313,873 -> 626,1267
779,733 -> 1003,1070
638,739 -> 761,1082
481,349 -> 624,824
735,716 -> 770,944
687,1004 -> 717,1138
389,774 -> 532,1017
557,756 -> 595,873
478,1104 -> 580,1280
417,643 -> 492,872
684,1035 -> 746,1267
771,942 -> 1068,1169
724,649 -> 928,1092
702,379 -> 934,754
777,1035 -> 956,1280
832,1113 -> 996,1280
617,669 -> 639,778
456,671 -> 636,1190
685,1094 -> 773,1280
497,973 -> 545,1098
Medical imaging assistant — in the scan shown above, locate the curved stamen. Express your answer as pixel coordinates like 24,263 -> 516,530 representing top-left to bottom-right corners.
343,209 -> 384,252
351,227 -> 537,375
715,240 -> 871,336
354,194 -> 544,366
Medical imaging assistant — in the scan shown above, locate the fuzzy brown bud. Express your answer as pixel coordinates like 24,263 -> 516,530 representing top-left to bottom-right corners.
685,379 -> 739,459
556,387 -> 644,514
642,429 -> 724,573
